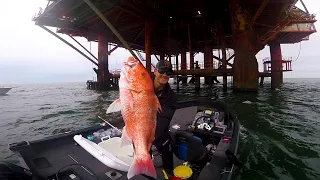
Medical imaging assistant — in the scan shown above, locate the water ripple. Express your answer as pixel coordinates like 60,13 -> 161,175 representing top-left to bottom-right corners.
1,79 -> 320,180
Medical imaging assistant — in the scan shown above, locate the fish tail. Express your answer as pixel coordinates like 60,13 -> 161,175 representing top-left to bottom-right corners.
127,155 -> 156,179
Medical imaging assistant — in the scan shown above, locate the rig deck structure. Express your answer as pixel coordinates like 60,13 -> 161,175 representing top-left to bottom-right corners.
33,0 -> 316,91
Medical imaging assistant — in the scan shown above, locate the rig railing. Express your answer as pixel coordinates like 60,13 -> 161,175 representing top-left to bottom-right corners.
263,57 -> 293,72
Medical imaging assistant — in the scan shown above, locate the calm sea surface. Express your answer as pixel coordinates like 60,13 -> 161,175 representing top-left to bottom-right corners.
1,78 -> 319,180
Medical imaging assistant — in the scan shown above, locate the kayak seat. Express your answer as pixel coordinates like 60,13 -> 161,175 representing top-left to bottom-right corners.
171,130 -> 207,164
98,137 -> 134,165
73,135 -> 134,172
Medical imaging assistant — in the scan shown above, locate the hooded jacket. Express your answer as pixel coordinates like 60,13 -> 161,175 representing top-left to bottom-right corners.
153,82 -> 177,144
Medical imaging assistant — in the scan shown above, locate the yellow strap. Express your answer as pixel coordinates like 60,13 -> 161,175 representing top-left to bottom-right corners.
162,169 -> 169,179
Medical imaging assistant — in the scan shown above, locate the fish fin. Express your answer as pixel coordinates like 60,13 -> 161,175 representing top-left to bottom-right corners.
120,127 -> 132,147
106,99 -> 121,114
127,156 -> 157,179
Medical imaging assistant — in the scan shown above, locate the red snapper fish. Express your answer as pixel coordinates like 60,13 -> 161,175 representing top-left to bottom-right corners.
106,57 -> 161,179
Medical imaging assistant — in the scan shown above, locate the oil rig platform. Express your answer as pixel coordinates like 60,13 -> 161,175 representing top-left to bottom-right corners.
33,0 -> 316,91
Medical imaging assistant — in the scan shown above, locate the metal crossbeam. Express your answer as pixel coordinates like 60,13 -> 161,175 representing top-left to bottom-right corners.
69,35 -> 98,61
251,0 -> 269,27
108,45 -> 119,54
39,25 -> 98,66
83,0 -> 139,61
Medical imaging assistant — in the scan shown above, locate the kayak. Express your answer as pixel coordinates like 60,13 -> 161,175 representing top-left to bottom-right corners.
1,100 -> 241,180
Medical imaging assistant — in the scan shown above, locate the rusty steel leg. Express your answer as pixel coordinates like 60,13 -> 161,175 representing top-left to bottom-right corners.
260,77 -> 264,87
188,24 -> 194,70
160,52 -> 165,61
181,49 -> 187,70
222,38 -> 227,92
195,75 -> 200,91
204,43 -> 213,85
181,49 -> 188,84
231,3 -> 259,91
98,36 -> 110,90
176,54 -> 179,91
270,42 -> 283,89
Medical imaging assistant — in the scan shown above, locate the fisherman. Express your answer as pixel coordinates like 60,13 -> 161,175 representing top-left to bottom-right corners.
152,60 -> 177,174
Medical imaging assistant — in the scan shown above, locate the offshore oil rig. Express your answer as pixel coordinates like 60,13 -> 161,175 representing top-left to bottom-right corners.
33,0 -> 316,91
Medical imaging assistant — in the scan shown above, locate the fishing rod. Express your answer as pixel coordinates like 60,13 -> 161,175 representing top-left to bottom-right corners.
97,116 -> 123,134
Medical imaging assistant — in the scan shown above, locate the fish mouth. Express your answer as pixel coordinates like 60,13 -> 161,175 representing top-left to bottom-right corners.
124,61 -> 139,68
120,57 -> 139,80
124,60 -> 139,68
126,57 -> 139,65
123,60 -> 139,73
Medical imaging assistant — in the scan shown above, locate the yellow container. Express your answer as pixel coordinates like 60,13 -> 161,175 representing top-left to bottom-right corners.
173,165 -> 193,179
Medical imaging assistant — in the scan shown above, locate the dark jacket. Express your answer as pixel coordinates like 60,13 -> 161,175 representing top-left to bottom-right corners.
154,82 -> 177,145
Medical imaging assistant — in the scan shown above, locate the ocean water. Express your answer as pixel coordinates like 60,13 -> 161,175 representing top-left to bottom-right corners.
1,78 -> 320,180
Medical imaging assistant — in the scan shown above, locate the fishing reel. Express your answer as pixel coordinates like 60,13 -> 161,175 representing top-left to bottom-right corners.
197,122 -> 214,131
190,110 -> 217,132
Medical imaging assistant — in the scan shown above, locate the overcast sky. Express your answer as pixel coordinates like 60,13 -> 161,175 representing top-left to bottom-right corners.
0,0 -> 319,84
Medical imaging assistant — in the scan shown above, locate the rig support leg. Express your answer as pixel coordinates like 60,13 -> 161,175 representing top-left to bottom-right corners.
160,52 -> 165,61
195,75 -> 200,91
269,42 -> 283,89
204,43 -> 213,85
181,48 -> 188,84
98,36 -> 110,90
188,24 -> 194,70
260,77 -> 264,87
221,37 -> 227,92
231,4 -> 259,92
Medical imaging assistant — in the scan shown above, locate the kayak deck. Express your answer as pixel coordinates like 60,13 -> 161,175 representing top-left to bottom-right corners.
8,100 -> 239,180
